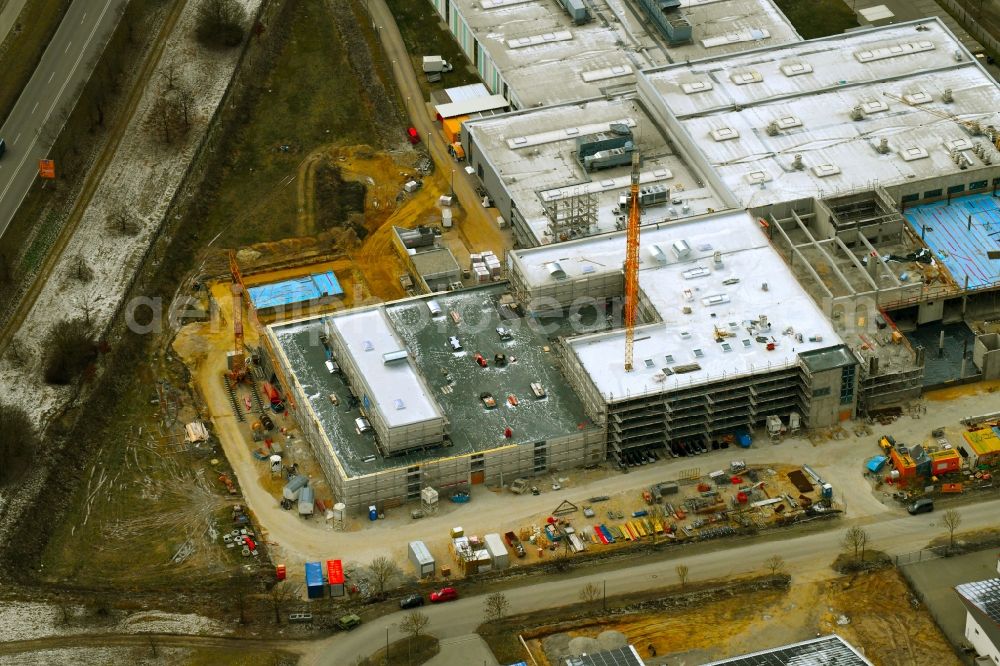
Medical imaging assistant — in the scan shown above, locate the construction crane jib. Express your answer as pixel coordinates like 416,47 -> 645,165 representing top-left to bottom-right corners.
624,151 -> 641,372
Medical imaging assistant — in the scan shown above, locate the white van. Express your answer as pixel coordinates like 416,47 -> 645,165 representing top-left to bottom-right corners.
355,417 -> 372,434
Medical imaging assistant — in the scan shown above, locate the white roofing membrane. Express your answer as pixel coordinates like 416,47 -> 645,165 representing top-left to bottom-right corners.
330,308 -> 443,427
561,212 -> 841,400
642,20 -> 1000,207
467,97 -> 728,245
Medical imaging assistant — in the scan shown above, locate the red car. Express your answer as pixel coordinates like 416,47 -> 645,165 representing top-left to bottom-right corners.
429,587 -> 457,603
407,127 -> 421,144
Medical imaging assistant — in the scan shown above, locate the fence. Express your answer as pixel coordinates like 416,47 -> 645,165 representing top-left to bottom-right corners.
895,547 -> 946,566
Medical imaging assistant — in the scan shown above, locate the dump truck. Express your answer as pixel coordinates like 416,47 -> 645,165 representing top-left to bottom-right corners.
504,531 -> 526,557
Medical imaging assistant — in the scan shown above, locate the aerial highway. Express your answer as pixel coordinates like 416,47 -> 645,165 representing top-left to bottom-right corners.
0,0 -> 124,239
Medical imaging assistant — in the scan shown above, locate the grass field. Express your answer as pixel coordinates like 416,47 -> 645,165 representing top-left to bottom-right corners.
0,0 -> 71,122
199,0 -> 380,248
383,0 -> 480,94
774,0 -> 858,38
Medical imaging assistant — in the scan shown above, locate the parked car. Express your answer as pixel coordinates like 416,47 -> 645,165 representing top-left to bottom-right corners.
430,587 -> 458,603
908,498 -> 934,515
407,127 -> 420,144
399,594 -> 425,609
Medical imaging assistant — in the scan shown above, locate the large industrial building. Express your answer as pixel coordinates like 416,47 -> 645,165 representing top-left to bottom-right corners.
424,0 -> 801,108
259,17 -> 1000,509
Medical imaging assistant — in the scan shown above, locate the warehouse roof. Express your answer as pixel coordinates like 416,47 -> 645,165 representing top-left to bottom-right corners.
701,635 -> 874,665
446,0 -> 669,107
329,308 -> 443,428
663,0 -> 801,62
556,211 -> 841,400
466,96 -> 730,246
641,19 -> 1000,207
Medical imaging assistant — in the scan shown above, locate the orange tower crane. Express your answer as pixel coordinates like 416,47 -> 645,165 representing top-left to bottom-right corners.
229,249 -> 248,382
624,151 -> 641,372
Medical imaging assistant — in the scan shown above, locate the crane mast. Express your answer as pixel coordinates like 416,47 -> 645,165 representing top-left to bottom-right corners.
229,250 -> 247,382
624,152 -> 641,372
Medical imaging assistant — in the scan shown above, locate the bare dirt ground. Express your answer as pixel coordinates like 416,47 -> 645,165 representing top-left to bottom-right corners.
521,569 -> 956,666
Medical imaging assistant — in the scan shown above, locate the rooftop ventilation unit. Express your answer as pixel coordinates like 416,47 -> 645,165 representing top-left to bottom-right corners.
792,154 -> 804,170
649,244 -> 667,263
576,125 -> 635,172
903,91 -> 932,105
635,0 -> 692,45
557,0 -> 591,24
672,239 -> 691,259
875,137 -> 890,154
854,40 -> 934,63
546,261 -> 567,278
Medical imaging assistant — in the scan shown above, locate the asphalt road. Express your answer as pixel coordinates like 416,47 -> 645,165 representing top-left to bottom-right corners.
0,0 -> 124,240
303,497 -> 1000,665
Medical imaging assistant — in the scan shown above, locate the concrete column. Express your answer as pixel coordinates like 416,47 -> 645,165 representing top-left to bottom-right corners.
939,330 -> 946,358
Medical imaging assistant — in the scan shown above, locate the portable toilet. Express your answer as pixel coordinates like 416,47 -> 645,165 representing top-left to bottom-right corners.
298,485 -> 315,516
368,505 -> 378,521
821,483 -> 833,499
269,454 -> 283,475
304,562 -> 325,599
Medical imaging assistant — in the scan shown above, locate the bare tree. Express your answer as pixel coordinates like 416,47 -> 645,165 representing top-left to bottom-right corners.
399,610 -> 429,639
676,564 -> 689,587
69,254 -> 94,283
483,591 -> 510,622
842,526 -> 869,562
368,556 -> 401,597
579,582 -> 601,603
942,509 -> 962,551
107,204 -> 139,236
764,554 -> 786,576
195,0 -> 247,47
266,581 -> 299,624
148,636 -> 158,657
42,318 -> 97,385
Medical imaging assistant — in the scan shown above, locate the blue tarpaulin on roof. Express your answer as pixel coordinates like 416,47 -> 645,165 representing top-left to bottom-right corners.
247,271 -> 343,310
866,456 -> 887,473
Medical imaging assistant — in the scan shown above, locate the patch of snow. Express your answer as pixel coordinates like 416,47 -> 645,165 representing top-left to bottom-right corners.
0,602 -> 89,641
115,610 -> 227,636
0,647 -> 135,665
0,0 -> 263,426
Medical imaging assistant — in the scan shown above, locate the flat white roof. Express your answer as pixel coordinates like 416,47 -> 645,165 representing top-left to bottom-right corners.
330,308 -> 443,427
557,211 -> 842,399
451,0 -> 669,107
642,20 -> 1000,207
664,0 -> 801,61
467,96 -> 729,245
436,95 -> 509,119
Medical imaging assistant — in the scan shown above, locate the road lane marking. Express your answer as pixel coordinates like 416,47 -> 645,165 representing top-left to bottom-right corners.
32,102 -> 38,114
13,133 -> 20,145
0,0 -> 115,236
81,12 -> 87,23
64,41 -> 72,53
48,72 -> 55,84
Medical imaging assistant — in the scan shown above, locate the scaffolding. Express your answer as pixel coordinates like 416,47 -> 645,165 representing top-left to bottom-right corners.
543,189 -> 598,242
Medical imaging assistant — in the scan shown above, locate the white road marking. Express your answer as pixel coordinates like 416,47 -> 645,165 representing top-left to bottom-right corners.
64,41 -> 72,53
32,102 -> 38,114
48,72 -> 55,84
13,133 -> 21,145
81,12 -> 87,23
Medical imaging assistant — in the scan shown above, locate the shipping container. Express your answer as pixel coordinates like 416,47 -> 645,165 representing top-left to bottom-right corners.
442,115 -> 469,144
483,533 -> 509,570
305,561 -> 325,599
408,540 -> 436,578
327,559 -> 346,597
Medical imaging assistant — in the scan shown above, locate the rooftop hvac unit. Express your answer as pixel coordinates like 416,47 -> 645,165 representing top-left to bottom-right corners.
559,0 -> 591,24
672,239 -> 691,259
648,244 -> 667,263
